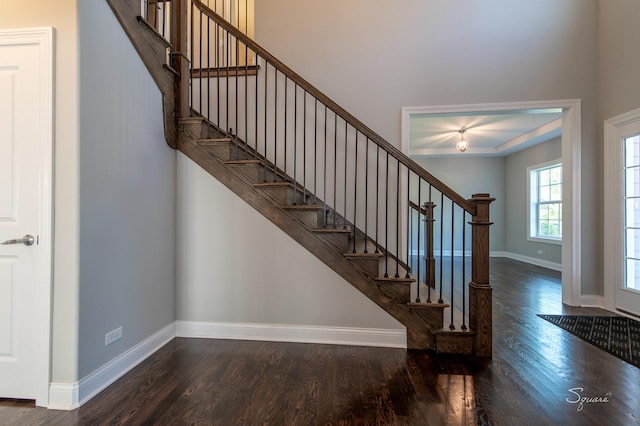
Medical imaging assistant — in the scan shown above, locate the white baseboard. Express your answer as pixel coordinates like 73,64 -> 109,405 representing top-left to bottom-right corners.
175,320 -> 407,348
580,294 -> 604,308
48,322 -> 176,410
504,252 -> 562,271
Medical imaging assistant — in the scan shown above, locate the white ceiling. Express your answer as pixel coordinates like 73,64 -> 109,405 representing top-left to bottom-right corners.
409,109 -> 563,157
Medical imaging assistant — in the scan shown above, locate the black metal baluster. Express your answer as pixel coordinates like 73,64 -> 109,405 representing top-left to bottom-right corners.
284,77 -> 288,181
384,153 -> 389,278
406,169 -> 411,279
333,113 -> 337,228
273,70 -> 278,181
215,21 -> 220,128
461,209 -> 468,331
416,178 -> 421,303
343,122 -> 348,230
365,138 -> 370,251
189,2 -> 194,111
353,131 -> 359,254
254,55 -> 258,159
206,16 -> 211,127
323,105 -> 328,227
427,185 -> 433,303
322,105 -> 328,228
314,99 -> 318,205
244,36 -> 248,149
226,31 -> 230,135
375,146 -> 380,253
292,85 -> 297,204
303,91 -> 308,203
235,36 -> 239,156
198,10 -> 203,116
395,161 -> 400,278
450,200 -> 455,330
438,192 -> 444,304
262,62 -> 268,181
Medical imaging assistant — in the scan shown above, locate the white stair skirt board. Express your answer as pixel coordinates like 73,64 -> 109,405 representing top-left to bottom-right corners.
48,323 -> 176,410
176,321 -> 407,349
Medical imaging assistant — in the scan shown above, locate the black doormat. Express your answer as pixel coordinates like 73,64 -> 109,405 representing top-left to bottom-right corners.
537,315 -> 640,368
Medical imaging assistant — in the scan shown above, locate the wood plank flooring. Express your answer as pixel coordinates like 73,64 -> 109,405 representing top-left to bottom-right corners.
2,258 -> 639,425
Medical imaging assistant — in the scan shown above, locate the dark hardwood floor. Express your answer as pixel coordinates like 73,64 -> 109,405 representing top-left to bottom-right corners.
2,258 -> 639,425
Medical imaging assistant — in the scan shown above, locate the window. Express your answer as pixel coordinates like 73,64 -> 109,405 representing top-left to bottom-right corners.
624,134 -> 640,290
528,161 -> 562,243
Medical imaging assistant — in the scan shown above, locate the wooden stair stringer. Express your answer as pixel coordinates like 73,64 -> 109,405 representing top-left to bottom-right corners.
178,131 -> 444,350
107,0 -> 178,148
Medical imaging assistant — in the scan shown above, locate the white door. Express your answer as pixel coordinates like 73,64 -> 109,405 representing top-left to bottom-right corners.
0,28 -> 53,406
620,121 -> 640,316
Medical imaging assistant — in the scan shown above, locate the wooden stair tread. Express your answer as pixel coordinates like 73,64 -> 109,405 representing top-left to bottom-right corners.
311,227 -> 352,234
282,204 -> 323,211
374,276 -> 415,284
407,301 -> 450,309
343,251 -> 384,259
432,328 -> 475,335
225,159 -> 261,165
197,138 -> 233,145
253,181 -> 292,188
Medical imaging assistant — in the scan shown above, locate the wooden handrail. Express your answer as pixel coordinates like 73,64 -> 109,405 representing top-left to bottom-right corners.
191,0 -> 476,215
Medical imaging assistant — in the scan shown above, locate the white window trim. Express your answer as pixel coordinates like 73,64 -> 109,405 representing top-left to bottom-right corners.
604,107 -> 640,313
527,159 -> 562,245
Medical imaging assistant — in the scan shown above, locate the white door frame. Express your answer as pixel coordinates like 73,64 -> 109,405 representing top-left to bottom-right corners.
604,107 -> 640,317
401,99 -> 582,306
0,27 -> 54,407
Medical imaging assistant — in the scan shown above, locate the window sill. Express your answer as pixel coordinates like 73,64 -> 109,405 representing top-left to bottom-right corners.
528,236 -> 562,246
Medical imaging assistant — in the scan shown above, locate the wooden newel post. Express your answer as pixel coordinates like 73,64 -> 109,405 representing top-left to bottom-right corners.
469,193 -> 494,357
423,202 -> 436,289
170,0 -> 191,119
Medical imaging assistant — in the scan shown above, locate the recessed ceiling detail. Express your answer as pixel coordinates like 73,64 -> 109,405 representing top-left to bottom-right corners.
409,110 -> 562,157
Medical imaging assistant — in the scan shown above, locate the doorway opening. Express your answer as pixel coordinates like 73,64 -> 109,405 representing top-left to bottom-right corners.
401,99 -> 582,306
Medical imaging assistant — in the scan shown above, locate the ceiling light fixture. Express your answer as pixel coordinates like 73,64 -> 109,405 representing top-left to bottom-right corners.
456,129 -> 468,153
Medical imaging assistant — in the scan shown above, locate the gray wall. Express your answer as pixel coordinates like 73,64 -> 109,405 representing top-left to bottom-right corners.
176,153 -> 403,331
77,1 -> 176,378
412,156 -> 506,254
505,138 -> 563,264
255,0 -> 600,295
599,1 -> 640,295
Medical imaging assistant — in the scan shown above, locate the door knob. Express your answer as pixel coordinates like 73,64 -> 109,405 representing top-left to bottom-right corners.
1,234 -> 35,246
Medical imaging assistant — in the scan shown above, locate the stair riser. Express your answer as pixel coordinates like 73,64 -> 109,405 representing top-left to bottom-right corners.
346,257 -> 381,281
287,209 -> 322,229
435,334 -> 475,355
406,307 -> 446,349
314,231 -> 351,252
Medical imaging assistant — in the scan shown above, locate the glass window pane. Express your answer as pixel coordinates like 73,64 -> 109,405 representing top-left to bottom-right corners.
539,204 -> 549,220
539,169 -> 550,185
625,167 -> 640,198
626,258 -> 640,290
530,163 -> 562,240
626,199 -> 640,228
540,186 -> 550,202
625,228 -> 640,260
625,136 -> 640,168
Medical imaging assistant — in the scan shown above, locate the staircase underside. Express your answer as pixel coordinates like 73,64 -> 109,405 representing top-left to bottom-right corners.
177,118 -> 475,352
106,0 -> 478,354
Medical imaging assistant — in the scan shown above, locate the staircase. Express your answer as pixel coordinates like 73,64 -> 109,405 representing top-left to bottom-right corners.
107,0 -> 494,356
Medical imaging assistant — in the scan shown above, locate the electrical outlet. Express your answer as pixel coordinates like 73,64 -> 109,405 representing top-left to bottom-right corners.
537,249 -> 543,255
105,326 -> 122,346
